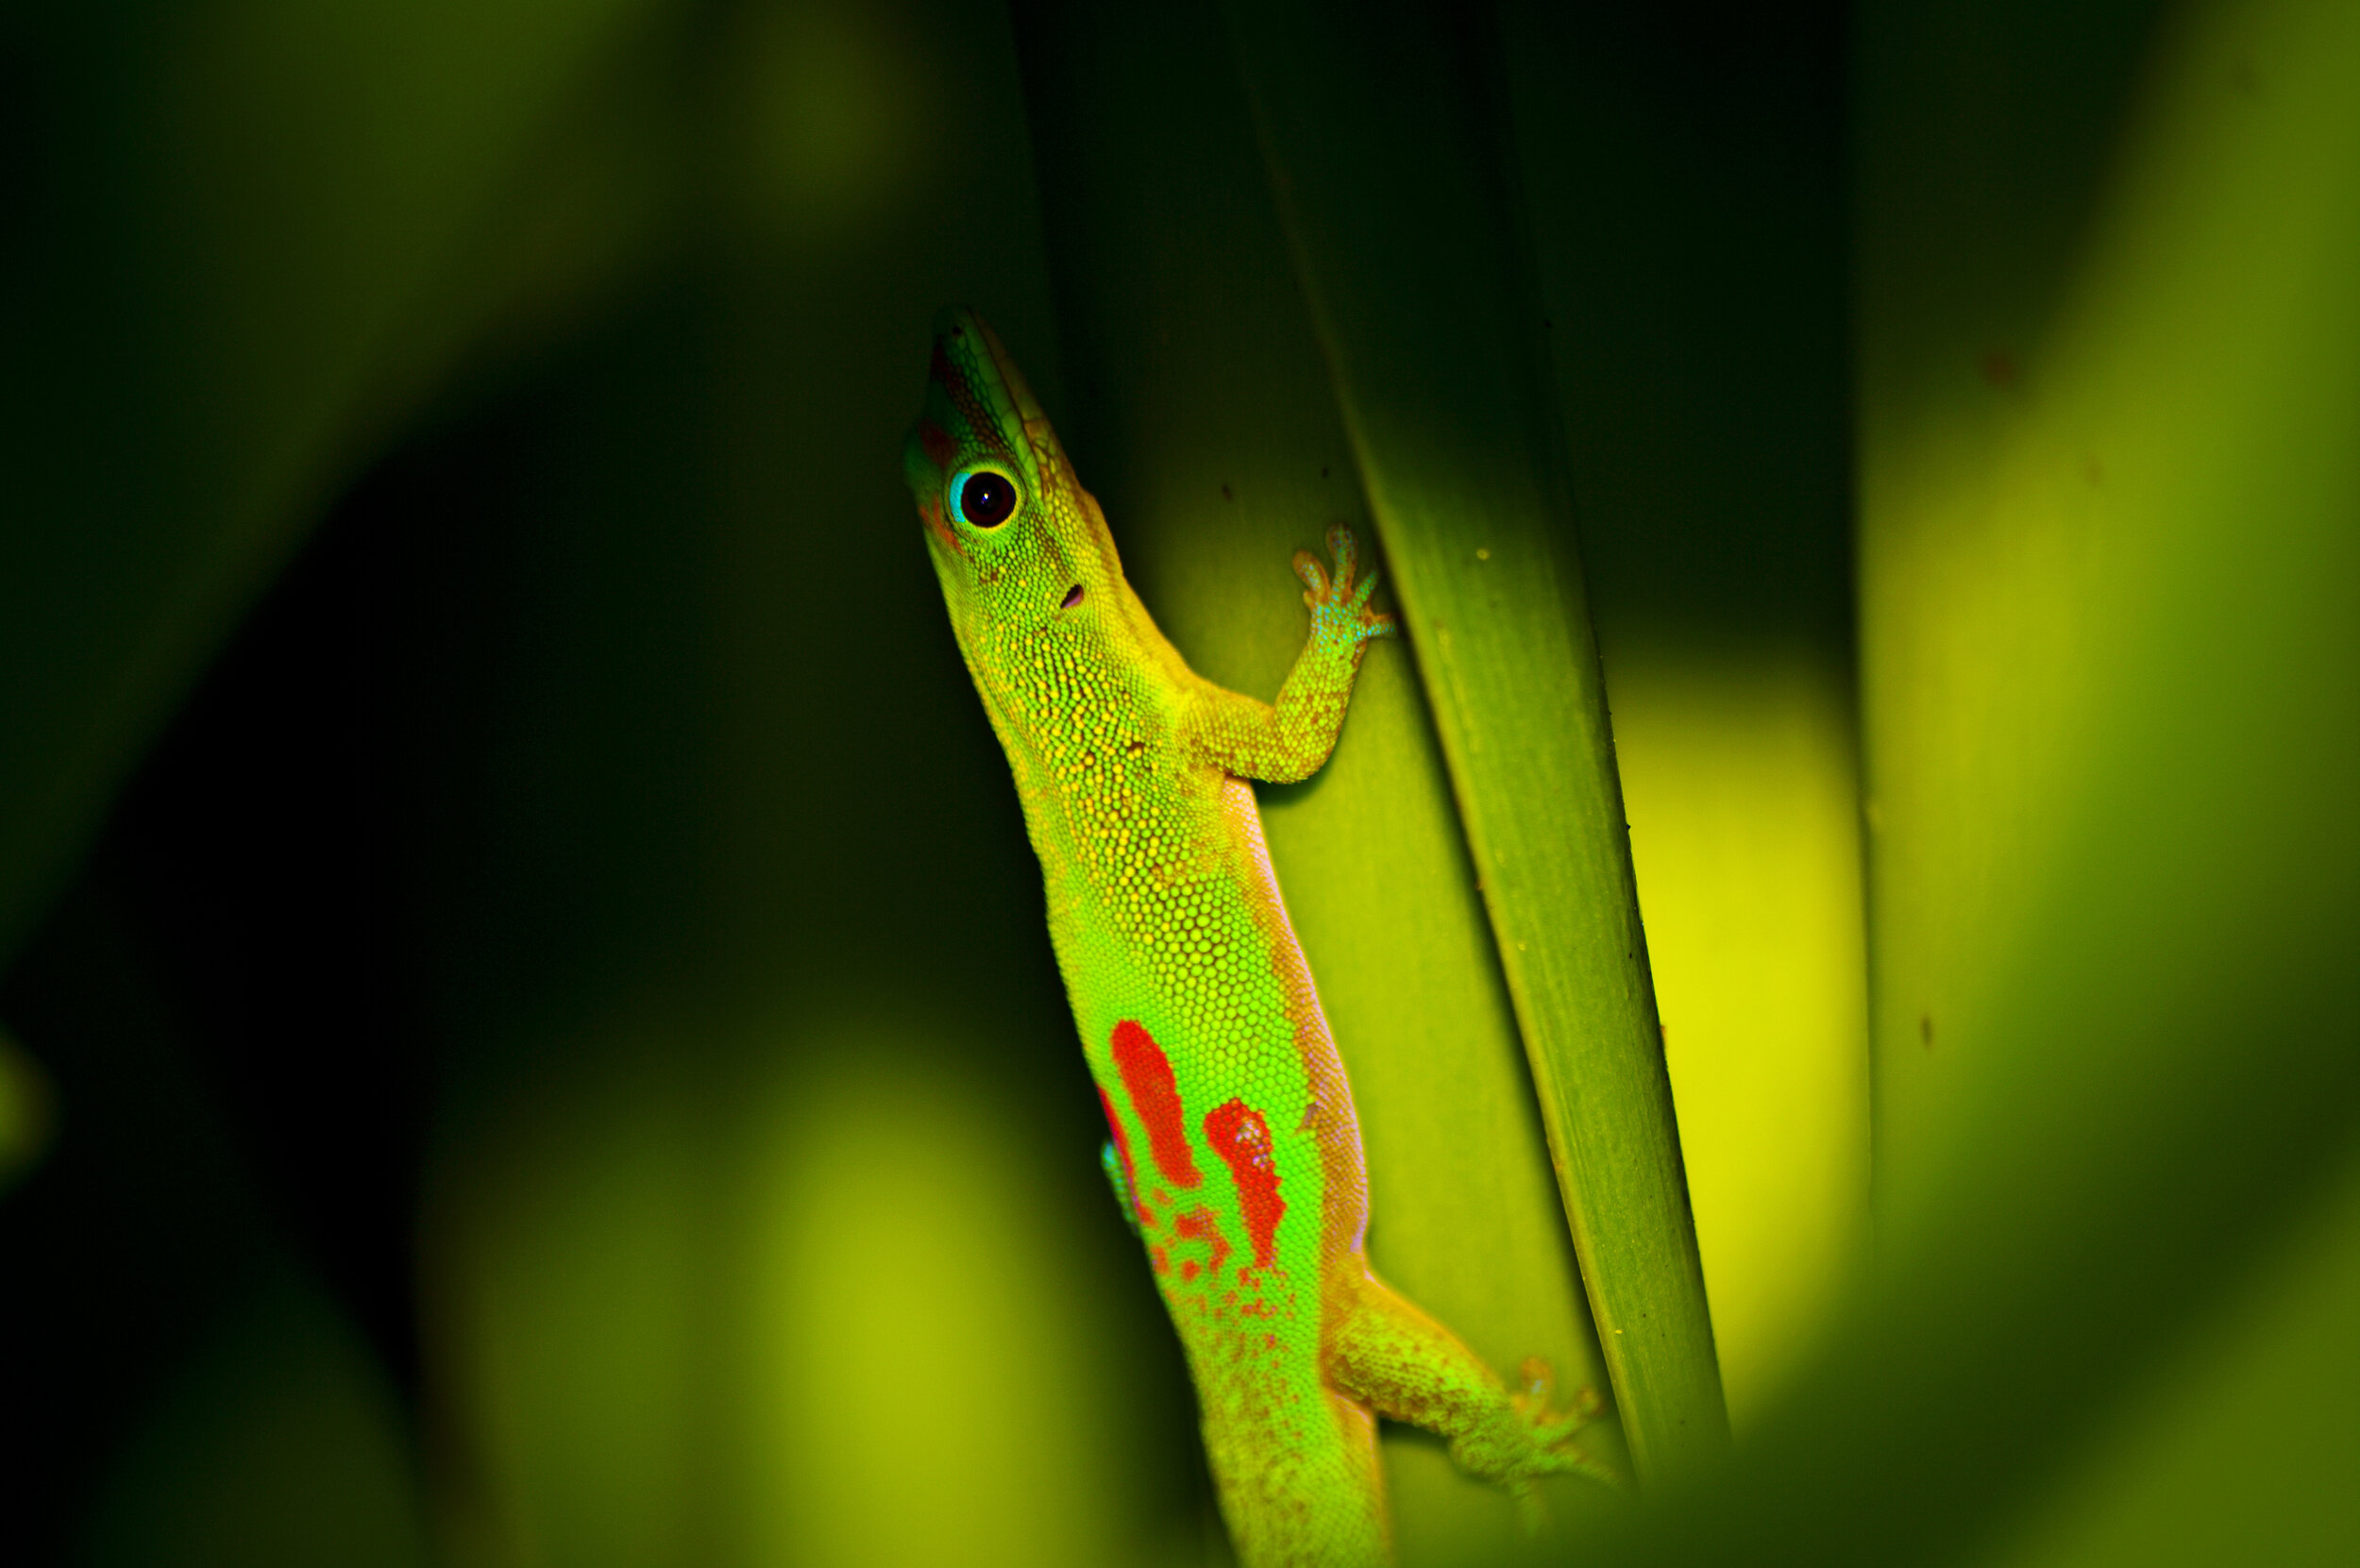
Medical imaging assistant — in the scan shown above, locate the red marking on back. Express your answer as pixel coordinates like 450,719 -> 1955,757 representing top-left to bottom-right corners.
1172,1206 -> 1233,1277
1205,1099 -> 1285,1270
1098,1087 -> 1152,1230
1112,1020 -> 1201,1187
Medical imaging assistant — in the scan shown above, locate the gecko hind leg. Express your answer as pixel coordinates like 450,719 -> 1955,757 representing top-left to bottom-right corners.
1323,1269 -> 1622,1527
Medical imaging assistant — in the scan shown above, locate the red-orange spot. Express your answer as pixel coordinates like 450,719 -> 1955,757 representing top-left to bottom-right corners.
1172,1206 -> 1233,1277
1150,1244 -> 1170,1275
1205,1099 -> 1285,1270
1181,1260 -> 1201,1282
930,343 -> 1011,467
1098,1087 -> 1151,1229
1113,1020 -> 1201,1188
919,419 -> 954,471
919,494 -> 961,555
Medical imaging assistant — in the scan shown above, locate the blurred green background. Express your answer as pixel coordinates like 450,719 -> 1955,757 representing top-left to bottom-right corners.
2,1 -> 2352,1566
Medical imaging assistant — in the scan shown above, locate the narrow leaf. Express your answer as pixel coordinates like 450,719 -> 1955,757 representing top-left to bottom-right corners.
1220,0 -> 1730,1484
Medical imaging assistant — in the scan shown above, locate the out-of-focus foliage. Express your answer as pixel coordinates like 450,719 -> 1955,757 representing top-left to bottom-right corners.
1981,1150 -> 2360,1568
0,1028 -> 56,1192
81,1265 -> 434,1568
0,0 -> 666,966
2,0 -> 2352,1565
1585,1 -> 2360,1563
430,1011 -> 1148,1568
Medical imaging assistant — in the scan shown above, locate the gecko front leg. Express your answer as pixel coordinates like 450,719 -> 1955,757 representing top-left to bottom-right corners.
1183,525 -> 1397,784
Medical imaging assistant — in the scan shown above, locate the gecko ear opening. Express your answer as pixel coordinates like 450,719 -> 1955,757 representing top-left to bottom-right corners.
1061,583 -> 1085,610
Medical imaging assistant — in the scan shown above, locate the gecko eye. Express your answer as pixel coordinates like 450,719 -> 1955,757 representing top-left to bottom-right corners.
953,467 -> 1019,529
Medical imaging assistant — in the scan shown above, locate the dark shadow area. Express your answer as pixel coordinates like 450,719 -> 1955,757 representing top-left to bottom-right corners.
0,453 -> 449,1558
1508,0 -> 1854,660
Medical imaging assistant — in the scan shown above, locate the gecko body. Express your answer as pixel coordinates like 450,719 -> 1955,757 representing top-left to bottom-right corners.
903,309 -> 1605,1568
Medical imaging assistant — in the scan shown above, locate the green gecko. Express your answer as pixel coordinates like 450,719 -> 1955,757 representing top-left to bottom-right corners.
903,309 -> 1610,1567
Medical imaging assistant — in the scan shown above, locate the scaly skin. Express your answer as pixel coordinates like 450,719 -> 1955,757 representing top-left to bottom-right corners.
904,309 -> 1611,1568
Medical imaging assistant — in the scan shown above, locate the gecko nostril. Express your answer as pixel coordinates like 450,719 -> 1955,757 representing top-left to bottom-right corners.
1061,583 -> 1085,609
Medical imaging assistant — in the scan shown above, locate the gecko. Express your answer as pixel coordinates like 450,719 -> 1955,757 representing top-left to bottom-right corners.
903,308 -> 1610,1568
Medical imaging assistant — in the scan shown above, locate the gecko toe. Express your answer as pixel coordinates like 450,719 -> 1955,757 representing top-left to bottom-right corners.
1293,548 -> 1330,598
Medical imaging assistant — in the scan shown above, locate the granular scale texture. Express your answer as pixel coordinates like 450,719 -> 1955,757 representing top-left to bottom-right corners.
903,308 -> 1613,1568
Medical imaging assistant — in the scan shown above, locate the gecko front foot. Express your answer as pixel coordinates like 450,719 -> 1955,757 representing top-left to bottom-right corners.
1293,524 -> 1397,648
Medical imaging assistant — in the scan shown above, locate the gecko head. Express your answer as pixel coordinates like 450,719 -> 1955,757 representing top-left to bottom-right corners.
902,308 -> 1117,652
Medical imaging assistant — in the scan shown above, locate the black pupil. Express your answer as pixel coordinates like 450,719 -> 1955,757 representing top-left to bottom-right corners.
961,471 -> 1016,527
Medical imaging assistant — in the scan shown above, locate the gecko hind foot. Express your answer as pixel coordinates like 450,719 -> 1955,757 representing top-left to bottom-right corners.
1449,1357 -> 1624,1501
1517,1357 -> 1605,1449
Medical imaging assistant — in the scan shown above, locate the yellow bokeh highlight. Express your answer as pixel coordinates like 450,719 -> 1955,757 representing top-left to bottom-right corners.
429,1006 -> 1156,1568
1604,648 -> 1872,1430
740,1043 -> 1139,1568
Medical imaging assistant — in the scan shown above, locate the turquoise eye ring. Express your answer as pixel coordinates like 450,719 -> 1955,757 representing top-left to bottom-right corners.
950,464 -> 1020,529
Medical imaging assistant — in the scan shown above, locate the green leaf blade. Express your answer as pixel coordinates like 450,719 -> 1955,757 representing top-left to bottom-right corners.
1220,0 -> 1730,1486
